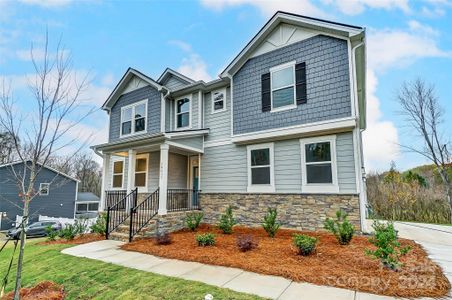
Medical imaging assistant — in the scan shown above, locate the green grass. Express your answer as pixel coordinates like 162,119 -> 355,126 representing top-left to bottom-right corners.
0,240 -> 264,300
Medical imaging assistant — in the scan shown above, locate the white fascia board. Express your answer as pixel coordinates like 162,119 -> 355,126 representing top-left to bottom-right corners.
231,117 -> 356,144
164,129 -> 209,139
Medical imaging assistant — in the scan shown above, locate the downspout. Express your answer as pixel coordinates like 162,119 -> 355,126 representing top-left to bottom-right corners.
351,40 -> 368,233
160,87 -> 171,133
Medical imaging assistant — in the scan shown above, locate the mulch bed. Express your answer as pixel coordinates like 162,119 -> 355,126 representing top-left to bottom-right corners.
122,224 -> 450,298
2,281 -> 64,300
38,233 -> 104,245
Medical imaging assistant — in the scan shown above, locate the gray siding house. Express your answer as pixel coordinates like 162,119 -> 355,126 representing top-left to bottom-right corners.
0,162 -> 79,230
92,11 -> 368,239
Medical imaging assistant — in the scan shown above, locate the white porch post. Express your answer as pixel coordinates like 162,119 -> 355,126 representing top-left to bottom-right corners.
158,143 -> 169,215
100,153 -> 111,211
126,149 -> 136,210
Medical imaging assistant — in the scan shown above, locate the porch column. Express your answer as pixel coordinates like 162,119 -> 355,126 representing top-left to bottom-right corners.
126,149 -> 136,210
158,143 -> 169,215
100,153 -> 111,211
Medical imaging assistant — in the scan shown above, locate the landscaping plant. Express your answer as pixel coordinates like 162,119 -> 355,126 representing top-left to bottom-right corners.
292,234 -> 317,256
324,210 -> 355,245
155,232 -> 172,245
262,208 -> 280,238
45,226 -> 58,241
236,235 -> 258,252
58,220 -> 88,240
218,206 -> 237,234
90,213 -> 107,235
185,212 -> 204,231
365,221 -> 411,271
195,233 -> 216,246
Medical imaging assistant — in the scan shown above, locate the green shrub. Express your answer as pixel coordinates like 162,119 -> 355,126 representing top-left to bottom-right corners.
90,213 -> 107,235
293,234 -> 317,256
195,233 -> 216,246
324,210 -> 355,245
218,206 -> 236,234
365,221 -> 411,270
262,208 -> 280,238
46,225 -> 58,241
58,220 -> 88,240
185,212 -> 204,231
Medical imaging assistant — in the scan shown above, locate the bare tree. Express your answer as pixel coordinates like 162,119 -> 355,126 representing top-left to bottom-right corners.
398,78 -> 451,222
0,131 -> 18,164
0,32 -> 94,299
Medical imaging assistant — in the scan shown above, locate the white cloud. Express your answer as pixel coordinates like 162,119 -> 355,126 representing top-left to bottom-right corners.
169,40 -> 192,52
15,48 -> 70,62
200,0 -> 327,18
18,0 -> 73,8
170,40 -> 212,81
323,0 -> 410,15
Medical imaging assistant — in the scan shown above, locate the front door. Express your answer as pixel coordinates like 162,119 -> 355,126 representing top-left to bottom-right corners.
192,166 -> 199,206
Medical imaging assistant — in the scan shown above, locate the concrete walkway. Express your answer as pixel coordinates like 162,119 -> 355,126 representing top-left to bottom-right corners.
62,226 -> 452,300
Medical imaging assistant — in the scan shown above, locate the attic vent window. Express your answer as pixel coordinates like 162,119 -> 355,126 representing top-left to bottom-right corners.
120,100 -> 147,136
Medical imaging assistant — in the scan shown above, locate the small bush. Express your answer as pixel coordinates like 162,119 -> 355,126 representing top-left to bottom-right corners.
185,212 -> 204,231
324,210 -> 355,245
196,233 -> 216,246
58,220 -> 87,240
365,221 -> 411,271
236,235 -> 258,252
218,206 -> 237,234
293,234 -> 318,256
155,232 -> 172,245
262,208 -> 280,238
90,213 -> 107,235
46,226 -> 58,241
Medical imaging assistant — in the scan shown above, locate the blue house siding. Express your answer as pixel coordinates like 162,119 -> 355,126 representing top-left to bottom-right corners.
109,85 -> 161,142
0,163 -> 77,230
232,35 -> 352,135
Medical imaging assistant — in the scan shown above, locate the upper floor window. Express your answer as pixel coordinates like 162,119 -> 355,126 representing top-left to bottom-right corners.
121,100 -> 147,136
212,88 -> 226,113
270,61 -> 296,112
247,143 -> 275,193
39,183 -> 50,195
300,135 -> 338,193
176,96 -> 191,129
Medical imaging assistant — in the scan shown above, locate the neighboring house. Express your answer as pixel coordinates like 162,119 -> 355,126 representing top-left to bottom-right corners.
0,162 -> 79,230
92,11 -> 367,240
75,192 -> 100,218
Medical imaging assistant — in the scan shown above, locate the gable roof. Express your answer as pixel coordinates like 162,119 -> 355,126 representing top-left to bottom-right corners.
102,68 -> 166,111
0,161 -> 80,182
158,68 -> 196,85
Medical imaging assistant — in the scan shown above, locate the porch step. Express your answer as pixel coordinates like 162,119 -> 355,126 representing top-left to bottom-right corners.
108,231 -> 129,242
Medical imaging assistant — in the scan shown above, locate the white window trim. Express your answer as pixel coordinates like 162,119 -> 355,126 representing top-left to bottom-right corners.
111,157 -> 125,190
174,94 -> 192,130
134,153 -> 149,192
247,142 -> 275,193
76,202 -> 99,213
270,61 -> 297,113
120,99 -> 148,137
211,87 -> 227,114
39,183 -> 50,196
300,135 -> 339,193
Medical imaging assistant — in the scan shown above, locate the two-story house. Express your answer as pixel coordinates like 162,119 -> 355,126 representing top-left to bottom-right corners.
92,11 -> 367,241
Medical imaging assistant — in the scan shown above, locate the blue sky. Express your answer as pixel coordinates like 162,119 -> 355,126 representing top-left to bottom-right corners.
0,0 -> 451,172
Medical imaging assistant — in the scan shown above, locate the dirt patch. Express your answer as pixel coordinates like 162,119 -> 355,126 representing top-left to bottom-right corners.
122,224 -> 450,298
2,281 -> 64,300
38,234 -> 104,245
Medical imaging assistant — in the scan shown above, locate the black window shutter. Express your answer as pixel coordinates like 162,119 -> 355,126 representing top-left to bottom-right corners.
261,72 -> 271,112
295,62 -> 307,105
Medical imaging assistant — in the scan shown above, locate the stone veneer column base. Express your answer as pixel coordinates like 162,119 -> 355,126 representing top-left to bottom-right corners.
199,193 -> 361,232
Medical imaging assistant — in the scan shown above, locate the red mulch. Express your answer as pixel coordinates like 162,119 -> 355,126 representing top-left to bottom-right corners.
2,281 -> 64,300
121,224 -> 451,298
38,234 -> 104,245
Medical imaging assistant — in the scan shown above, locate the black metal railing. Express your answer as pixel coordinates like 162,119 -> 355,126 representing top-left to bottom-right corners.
106,188 -> 137,239
129,188 -> 159,242
105,190 -> 127,209
167,189 -> 201,212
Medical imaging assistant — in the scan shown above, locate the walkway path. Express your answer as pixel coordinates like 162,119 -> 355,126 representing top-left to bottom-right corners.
62,222 -> 452,300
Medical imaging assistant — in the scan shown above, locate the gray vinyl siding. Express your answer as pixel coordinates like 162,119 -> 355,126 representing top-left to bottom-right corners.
169,92 -> 200,131
232,35 -> 352,135
191,92 -> 199,129
168,153 -> 188,189
109,86 -> 161,142
164,75 -> 190,90
0,163 -> 77,230
172,136 -> 204,150
204,87 -> 231,142
165,100 -> 173,132
201,132 -> 356,194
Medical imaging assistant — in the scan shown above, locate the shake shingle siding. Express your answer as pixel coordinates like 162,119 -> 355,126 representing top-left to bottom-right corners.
109,86 -> 161,142
232,35 -> 352,135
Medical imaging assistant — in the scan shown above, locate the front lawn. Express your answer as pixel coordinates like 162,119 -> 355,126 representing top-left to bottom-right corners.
0,239 -> 264,300
123,224 -> 450,298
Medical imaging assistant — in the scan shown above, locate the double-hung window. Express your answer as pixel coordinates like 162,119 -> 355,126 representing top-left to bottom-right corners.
247,143 -> 275,192
112,159 -> 124,189
270,61 -> 296,112
176,96 -> 191,129
300,135 -> 338,193
212,88 -> 226,113
121,100 -> 147,136
134,154 -> 148,190
39,183 -> 50,195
